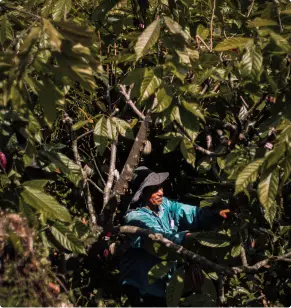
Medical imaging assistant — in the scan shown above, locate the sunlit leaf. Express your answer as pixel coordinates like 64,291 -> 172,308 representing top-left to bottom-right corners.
214,37 -> 253,51
148,261 -> 173,285
52,0 -> 72,21
258,168 -> 279,212
247,18 -> 277,28
182,100 -> 205,122
240,45 -> 263,80
235,159 -> 264,195
94,116 -> 108,155
51,221 -> 86,254
154,86 -> 173,113
135,19 -> 161,60
21,183 -> 72,223
139,69 -> 162,102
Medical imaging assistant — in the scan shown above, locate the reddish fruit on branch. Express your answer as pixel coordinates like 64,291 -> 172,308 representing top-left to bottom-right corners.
0,152 -> 7,170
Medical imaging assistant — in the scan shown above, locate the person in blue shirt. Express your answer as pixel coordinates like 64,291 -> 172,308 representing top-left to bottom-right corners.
120,166 -> 229,307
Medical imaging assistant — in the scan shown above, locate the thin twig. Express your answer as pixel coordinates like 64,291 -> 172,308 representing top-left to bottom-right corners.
119,84 -> 146,120
247,0 -> 255,18
63,114 -> 98,230
87,179 -> 104,194
210,0 -> 216,51
76,129 -> 93,142
101,137 -> 118,213
240,233 -> 248,266
196,35 -> 211,52
90,150 -> 106,186
195,144 -> 229,157
217,274 -> 226,305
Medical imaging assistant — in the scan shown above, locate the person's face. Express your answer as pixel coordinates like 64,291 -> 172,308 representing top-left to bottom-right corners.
149,187 -> 164,206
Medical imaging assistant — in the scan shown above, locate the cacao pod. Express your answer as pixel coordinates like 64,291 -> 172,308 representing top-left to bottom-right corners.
0,152 -> 7,170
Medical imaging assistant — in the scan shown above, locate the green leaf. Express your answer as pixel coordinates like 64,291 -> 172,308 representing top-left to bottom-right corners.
196,24 -> 209,40
139,69 -> 162,102
112,117 -> 133,139
134,19 -> 161,60
52,0 -> 72,21
154,86 -> 173,113
231,244 -> 242,257
258,168 -> 279,212
166,267 -> 185,307
180,139 -> 196,167
264,203 -> 277,227
191,231 -> 230,248
41,149 -> 83,186
51,221 -> 86,254
164,137 -> 182,154
182,100 -> 205,122
214,37 -> 253,51
72,120 -> 90,131
280,157 -> 291,187
39,80 -> 62,128
21,183 -> 72,223
148,261 -> 173,285
247,18 -> 277,28
106,117 -> 118,140
281,8 -> 291,15
21,180 -> 49,189
93,116 -> 108,155
164,16 -> 189,41
0,15 -> 13,46
235,159 -> 264,195
180,108 -> 199,142
41,0 -> 57,17
240,46 -> 263,80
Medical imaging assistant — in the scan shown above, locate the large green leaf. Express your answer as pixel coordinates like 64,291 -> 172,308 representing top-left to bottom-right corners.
258,168 -> 279,212
180,108 -> 199,142
106,117 -> 118,140
134,19 -> 161,60
139,69 -> 162,102
214,37 -> 253,51
39,80 -> 63,128
0,15 -> 13,46
235,159 -> 264,195
164,16 -> 189,41
21,183 -> 72,223
51,221 -> 86,254
112,117 -> 134,139
93,116 -> 108,155
148,261 -> 173,285
166,267 -> 185,307
154,86 -> 173,113
240,46 -> 263,80
180,138 -> 196,167
182,100 -> 205,122
191,231 -> 230,248
52,0 -> 72,21
164,137 -> 182,154
40,149 -> 83,186
247,18 -> 277,28
196,24 -> 209,40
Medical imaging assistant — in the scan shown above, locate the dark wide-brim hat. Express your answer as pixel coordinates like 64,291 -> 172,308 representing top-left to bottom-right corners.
131,166 -> 169,203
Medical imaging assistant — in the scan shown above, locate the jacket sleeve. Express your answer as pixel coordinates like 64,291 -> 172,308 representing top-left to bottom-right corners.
124,211 -> 187,246
165,198 -> 220,231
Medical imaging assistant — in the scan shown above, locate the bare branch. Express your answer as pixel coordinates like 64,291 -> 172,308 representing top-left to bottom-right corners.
196,35 -> 211,52
247,0 -> 255,18
87,179 -> 104,194
119,225 -> 232,275
90,150 -> 106,186
76,129 -> 93,142
63,114 -> 98,231
102,137 -> 118,213
240,233 -> 248,266
210,0 -> 216,51
119,84 -> 146,120
195,144 -> 229,157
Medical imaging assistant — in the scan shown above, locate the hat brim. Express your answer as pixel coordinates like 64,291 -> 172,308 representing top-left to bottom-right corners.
131,172 -> 169,203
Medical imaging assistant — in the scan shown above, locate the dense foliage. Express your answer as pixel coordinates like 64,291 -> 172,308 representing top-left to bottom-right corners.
0,0 -> 291,306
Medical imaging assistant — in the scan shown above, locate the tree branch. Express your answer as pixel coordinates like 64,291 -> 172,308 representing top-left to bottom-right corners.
119,84 -> 146,120
247,0 -> 255,18
87,179 -> 104,194
76,129 -> 93,142
119,226 -> 291,276
195,144 -> 229,157
240,233 -> 248,266
101,136 -> 118,213
210,0 -> 216,51
63,113 -> 98,231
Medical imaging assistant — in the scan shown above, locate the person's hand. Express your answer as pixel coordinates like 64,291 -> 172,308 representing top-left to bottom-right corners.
219,209 -> 230,219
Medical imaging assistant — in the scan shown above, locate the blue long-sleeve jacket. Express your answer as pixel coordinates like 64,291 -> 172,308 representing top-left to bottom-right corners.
120,197 -> 218,297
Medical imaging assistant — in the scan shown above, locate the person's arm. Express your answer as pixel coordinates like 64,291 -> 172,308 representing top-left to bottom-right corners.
124,211 -> 187,246
165,198 -> 224,231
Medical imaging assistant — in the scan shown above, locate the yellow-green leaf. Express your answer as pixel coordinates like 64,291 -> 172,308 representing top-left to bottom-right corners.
135,19 -> 161,60
214,37 -> 253,52
166,267 -> 185,307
